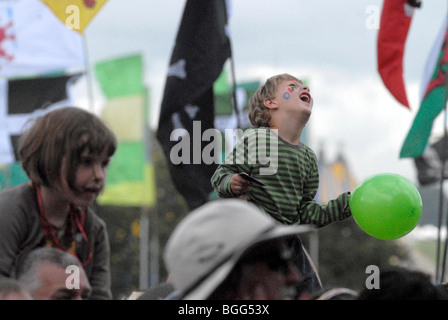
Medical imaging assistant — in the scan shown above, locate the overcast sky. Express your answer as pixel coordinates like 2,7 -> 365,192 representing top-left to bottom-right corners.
77,0 -> 447,186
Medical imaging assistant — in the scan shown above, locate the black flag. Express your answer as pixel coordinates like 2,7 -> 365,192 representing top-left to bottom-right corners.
414,135 -> 448,186
157,0 -> 231,209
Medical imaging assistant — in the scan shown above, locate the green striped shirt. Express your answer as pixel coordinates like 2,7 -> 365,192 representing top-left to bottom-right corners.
211,128 -> 351,226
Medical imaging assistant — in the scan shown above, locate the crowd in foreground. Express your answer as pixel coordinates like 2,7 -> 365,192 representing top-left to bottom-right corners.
0,74 -> 443,301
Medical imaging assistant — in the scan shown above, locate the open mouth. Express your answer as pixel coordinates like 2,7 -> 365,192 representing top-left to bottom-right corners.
83,186 -> 102,194
300,92 -> 311,103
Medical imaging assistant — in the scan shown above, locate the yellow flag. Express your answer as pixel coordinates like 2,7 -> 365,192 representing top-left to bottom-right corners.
41,0 -> 108,33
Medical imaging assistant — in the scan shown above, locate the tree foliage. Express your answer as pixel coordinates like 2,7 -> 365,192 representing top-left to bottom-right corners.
95,137 -> 189,299
302,217 -> 410,291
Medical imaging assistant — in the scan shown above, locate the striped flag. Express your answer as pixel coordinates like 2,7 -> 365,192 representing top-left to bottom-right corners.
95,55 -> 156,207
0,0 -> 85,190
400,16 -> 448,158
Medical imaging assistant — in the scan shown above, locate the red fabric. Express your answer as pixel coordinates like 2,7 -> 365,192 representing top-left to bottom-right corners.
377,0 -> 413,109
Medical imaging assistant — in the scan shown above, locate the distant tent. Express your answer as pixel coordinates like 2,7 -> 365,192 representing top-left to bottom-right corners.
417,184 -> 448,226
316,149 -> 357,204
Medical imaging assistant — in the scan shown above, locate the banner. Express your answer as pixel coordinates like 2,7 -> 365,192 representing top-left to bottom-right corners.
156,0 -> 231,210
95,54 -> 156,207
400,16 -> 448,158
377,0 -> 421,109
0,73 -> 82,164
0,0 -> 84,78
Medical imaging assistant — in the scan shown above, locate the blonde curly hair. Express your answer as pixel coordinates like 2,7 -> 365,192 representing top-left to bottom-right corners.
248,73 -> 301,128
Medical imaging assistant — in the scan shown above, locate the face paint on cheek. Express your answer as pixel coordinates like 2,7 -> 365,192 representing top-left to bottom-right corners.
283,92 -> 290,100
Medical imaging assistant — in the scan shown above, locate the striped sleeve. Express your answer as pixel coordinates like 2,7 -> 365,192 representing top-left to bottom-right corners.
296,146 -> 352,226
299,191 -> 352,226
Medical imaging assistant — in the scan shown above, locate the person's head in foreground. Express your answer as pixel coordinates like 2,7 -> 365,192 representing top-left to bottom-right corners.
0,278 -> 33,300
357,267 -> 448,300
164,199 -> 312,300
17,247 -> 92,300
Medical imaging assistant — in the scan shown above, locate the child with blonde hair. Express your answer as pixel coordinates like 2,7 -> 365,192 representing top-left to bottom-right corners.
212,73 -> 352,297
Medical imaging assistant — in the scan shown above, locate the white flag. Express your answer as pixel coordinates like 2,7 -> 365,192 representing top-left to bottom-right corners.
0,0 -> 84,78
0,74 -> 82,163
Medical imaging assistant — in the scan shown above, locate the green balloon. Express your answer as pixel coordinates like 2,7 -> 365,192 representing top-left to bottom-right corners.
349,173 -> 422,240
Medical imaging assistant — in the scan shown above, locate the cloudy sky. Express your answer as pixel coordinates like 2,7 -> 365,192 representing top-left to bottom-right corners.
77,0 -> 447,186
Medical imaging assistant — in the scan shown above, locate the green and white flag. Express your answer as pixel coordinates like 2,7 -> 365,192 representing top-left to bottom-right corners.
400,16 -> 448,158
0,0 -> 85,190
95,54 -> 156,207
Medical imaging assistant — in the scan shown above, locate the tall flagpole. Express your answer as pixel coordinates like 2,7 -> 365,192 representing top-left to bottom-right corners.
142,86 -> 159,289
139,206 -> 149,289
438,118 -> 447,283
82,34 -> 95,113
437,32 -> 448,283
226,0 -> 240,130
229,54 -> 240,130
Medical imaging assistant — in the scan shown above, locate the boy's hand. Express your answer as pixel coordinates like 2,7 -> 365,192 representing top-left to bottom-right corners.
230,174 -> 251,196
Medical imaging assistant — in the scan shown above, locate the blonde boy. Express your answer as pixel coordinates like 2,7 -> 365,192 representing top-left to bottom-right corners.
211,73 -> 352,296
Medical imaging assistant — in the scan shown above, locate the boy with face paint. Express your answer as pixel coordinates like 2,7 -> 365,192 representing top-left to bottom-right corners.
211,73 -> 352,298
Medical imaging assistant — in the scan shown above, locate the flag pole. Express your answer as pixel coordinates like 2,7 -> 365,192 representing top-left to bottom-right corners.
82,34 -> 95,113
437,117 -> 447,284
229,55 -> 240,130
143,86 -> 159,288
139,205 -> 149,290
225,0 -> 240,130
437,36 -> 448,283
149,204 -> 160,286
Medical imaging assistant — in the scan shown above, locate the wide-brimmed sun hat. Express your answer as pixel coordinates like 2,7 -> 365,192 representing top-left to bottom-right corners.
164,199 -> 313,300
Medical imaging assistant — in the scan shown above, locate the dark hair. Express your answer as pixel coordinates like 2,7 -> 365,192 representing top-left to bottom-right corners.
207,238 -> 294,300
19,107 -> 117,190
0,278 -> 29,297
17,247 -> 84,297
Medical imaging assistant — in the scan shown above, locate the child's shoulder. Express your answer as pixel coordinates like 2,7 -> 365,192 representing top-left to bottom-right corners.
241,127 -> 270,137
300,142 -> 315,152
0,183 -> 33,200
299,143 -> 318,159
